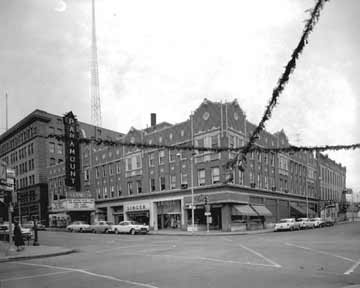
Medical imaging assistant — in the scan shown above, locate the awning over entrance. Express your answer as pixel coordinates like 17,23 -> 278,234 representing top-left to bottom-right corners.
251,205 -> 272,217
290,203 -> 307,215
232,205 -> 258,216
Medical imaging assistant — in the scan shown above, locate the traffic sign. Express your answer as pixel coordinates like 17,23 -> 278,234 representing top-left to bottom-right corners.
204,212 -> 211,216
205,204 -> 211,213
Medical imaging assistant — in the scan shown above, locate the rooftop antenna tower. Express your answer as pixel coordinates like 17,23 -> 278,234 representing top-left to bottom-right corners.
90,0 -> 102,127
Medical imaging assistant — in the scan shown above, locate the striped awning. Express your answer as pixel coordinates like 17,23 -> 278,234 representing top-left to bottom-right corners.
251,205 -> 273,217
232,205 -> 258,216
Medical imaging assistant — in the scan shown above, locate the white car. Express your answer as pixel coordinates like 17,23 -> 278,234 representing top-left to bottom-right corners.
66,221 -> 91,233
274,218 -> 300,231
109,221 -> 149,235
296,218 -> 314,229
309,217 -> 325,228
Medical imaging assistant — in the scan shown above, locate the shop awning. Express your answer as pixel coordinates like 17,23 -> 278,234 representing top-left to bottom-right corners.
232,205 -> 258,216
290,203 -> 307,215
251,205 -> 272,217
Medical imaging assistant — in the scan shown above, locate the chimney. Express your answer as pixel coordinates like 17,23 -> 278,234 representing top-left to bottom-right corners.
150,113 -> 156,127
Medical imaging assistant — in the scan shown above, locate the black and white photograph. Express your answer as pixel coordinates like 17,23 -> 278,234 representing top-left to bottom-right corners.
0,0 -> 359,287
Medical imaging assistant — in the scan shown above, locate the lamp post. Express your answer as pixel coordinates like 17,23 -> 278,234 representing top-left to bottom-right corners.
190,153 -> 195,234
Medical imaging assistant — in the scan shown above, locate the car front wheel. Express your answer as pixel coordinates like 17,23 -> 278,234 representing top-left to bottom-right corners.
130,229 -> 135,235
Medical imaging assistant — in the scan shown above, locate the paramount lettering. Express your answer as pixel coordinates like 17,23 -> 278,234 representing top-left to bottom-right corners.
63,112 -> 80,191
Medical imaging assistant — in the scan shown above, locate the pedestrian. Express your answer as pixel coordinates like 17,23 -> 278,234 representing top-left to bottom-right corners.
13,221 -> 25,252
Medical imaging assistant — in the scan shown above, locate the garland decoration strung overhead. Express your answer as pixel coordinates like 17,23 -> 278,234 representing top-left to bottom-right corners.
45,134 -> 360,154
226,0 -> 330,171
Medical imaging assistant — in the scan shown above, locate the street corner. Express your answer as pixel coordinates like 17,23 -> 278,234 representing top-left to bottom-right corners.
0,244 -> 78,262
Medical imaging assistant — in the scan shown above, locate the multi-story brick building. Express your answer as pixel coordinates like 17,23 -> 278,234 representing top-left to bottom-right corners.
1,101 -> 346,231
91,99 -> 324,232
316,152 -> 346,220
0,109 -> 122,225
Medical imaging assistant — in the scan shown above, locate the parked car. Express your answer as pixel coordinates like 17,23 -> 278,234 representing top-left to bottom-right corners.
296,218 -> 314,229
109,221 -> 149,235
90,221 -> 113,233
274,218 -> 300,232
309,217 -> 325,228
66,221 -> 91,232
0,222 -> 33,241
323,220 -> 335,227
22,220 -> 46,231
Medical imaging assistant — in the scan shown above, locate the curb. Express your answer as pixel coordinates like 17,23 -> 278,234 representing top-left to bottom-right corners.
0,248 -> 78,263
148,229 -> 275,237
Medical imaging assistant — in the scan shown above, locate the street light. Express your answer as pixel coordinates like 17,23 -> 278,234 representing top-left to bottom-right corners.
177,152 -> 195,234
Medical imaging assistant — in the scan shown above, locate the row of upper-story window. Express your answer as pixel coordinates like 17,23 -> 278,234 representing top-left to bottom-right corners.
15,159 -> 35,175
0,126 -> 37,156
96,167 -> 222,199
18,189 -> 36,203
320,166 -> 345,187
16,175 -> 36,190
321,186 -> 340,201
49,142 -> 63,155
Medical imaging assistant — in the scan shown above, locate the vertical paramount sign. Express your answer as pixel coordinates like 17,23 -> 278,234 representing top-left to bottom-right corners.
63,111 -> 81,191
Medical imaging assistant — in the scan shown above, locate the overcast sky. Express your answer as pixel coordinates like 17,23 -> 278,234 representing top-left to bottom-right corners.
0,0 -> 359,192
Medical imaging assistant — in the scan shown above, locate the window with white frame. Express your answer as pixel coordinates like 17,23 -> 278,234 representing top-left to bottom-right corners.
127,182 -> 133,195
211,167 -> 220,184
181,173 -> 188,186
49,142 -> 55,154
160,176 -> 166,190
159,150 -> 165,165
239,170 -> 244,185
149,152 -> 155,167
150,178 -> 156,192
84,169 -> 89,182
198,169 -> 206,186
110,186 -> 115,198
95,167 -> 100,178
169,150 -> 176,162
170,175 -> 176,189
102,166 -> 106,177
137,180 -> 142,194
116,162 -> 121,174
57,143 -> 63,154
109,164 -> 114,176
104,186 -> 108,198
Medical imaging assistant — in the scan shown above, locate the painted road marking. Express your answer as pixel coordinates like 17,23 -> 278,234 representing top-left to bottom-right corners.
117,252 -> 278,268
285,242 -> 356,263
344,258 -> 360,275
94,244 -> 171,254
0,271 -> 72,282
224,237 -> 282,268
13,262 -> 160,288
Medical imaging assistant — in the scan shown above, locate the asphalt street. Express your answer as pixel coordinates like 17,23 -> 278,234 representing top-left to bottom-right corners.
1,222 -> 360,288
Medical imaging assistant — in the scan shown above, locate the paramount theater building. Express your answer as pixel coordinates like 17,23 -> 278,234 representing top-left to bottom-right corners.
0,109 -> 122,226
91,99 -> 334,232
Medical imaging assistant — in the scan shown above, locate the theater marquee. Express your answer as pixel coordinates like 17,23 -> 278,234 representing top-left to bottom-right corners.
63,111 -> 81,191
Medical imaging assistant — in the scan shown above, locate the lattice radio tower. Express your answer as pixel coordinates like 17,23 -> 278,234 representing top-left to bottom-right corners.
90,0 -> 102,127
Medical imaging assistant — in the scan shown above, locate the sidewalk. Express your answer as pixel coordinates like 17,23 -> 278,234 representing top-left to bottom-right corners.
148,228 -> 275,236
0,241 -> 76,263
